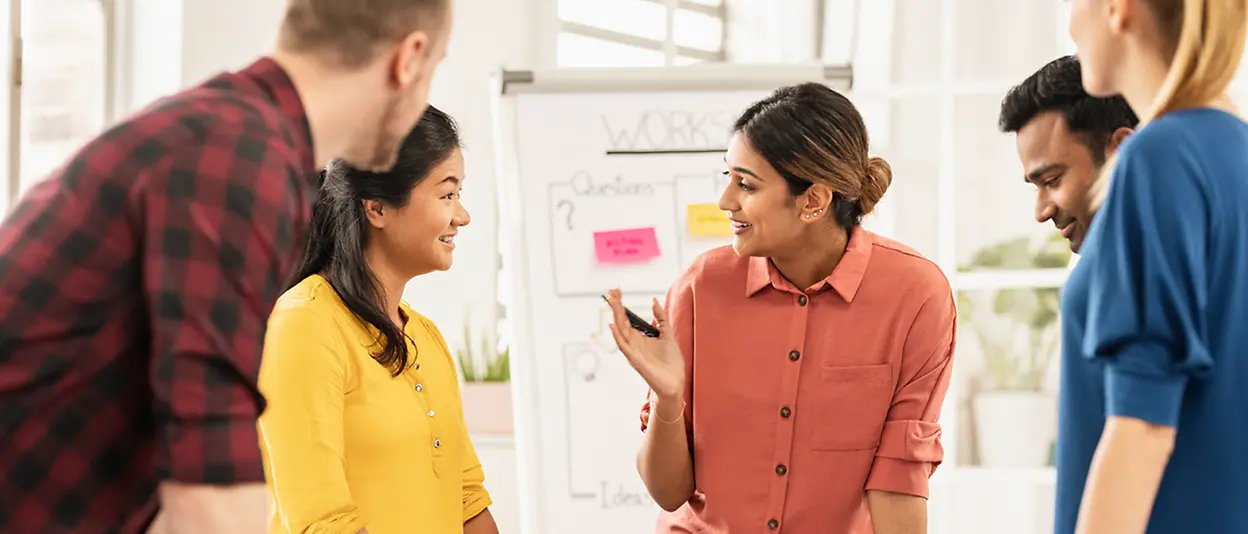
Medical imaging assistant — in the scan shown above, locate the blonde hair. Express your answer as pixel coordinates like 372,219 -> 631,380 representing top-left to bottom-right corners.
278,0 -> 449,68
1087,0 -> 1247,210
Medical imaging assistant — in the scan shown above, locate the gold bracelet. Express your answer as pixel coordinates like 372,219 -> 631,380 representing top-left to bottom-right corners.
653,400 -> 686,425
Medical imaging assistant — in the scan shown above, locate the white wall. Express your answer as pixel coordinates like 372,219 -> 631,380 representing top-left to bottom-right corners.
723,0 -> 819,63
113,0 -> 279,116
405,0 -> 541,354
117,0 -> 535,352
114,1 -> 535,531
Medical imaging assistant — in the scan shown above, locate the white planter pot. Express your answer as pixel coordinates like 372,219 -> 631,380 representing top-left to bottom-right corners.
461,381 -> 514,436
973,390 -> 1056,468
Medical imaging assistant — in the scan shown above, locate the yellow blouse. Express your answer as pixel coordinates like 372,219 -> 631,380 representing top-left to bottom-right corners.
257,274 -> 491,534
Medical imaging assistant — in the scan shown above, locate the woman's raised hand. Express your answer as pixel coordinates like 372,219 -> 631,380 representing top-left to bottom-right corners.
604,288 -> 686,400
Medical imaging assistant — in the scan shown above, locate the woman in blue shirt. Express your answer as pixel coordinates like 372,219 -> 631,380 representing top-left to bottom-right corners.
1061,1 -> 1248,533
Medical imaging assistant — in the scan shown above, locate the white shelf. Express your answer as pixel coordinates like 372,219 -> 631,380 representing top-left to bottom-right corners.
952,268 -> 1070,291
470,433 -> 518,449
858,79 -> 1022,100
945,466 -> 1056,486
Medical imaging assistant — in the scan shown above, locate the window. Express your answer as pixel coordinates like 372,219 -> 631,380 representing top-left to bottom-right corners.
861,1 -> 1073,532
555,0 -> 726,67
6,0 -> 111,207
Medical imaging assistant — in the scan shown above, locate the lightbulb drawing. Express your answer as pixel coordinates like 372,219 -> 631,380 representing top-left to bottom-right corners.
590,307 -> 617,351
570,348 -> 601,382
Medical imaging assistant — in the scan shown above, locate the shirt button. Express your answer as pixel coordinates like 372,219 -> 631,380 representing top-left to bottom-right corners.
415,384 -> 423,392
428,410 -> 435,417
788,350 -> 800,361
775,464 -> 787,476
434,439 -> 441,448
767,519 -> 779,530
780,406 -> 791,418
797,294 -> 807,306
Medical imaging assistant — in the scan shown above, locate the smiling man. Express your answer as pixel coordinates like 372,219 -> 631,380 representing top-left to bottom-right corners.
998,55 -> 1138,253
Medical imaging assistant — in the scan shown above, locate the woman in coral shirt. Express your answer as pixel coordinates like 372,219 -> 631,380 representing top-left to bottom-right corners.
606,83 -> 957,534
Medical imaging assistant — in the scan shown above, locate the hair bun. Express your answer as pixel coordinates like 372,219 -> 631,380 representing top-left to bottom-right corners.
859,156 -> 893,215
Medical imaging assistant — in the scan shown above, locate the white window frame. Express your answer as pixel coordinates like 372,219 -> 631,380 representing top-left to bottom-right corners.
550,0 -> 727,67
848,1 -> 1080,531
2,0 -> 118,214
3,0 -> 18,210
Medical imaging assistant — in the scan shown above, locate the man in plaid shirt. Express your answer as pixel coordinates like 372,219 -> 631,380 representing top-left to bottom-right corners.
0,1 -> 454,532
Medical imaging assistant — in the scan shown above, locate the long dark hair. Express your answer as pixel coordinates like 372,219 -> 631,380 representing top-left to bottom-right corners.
289,105 -> 462,376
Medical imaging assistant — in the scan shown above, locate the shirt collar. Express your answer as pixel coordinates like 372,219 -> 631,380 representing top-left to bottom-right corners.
239,57 -> 317,180
745,225 -> 873,302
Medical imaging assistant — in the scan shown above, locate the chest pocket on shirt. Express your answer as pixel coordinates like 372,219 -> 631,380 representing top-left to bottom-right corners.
811,363 -> 894,451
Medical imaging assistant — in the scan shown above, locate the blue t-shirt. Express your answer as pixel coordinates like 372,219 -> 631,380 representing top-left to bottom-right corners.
1058,108 -> 1248,533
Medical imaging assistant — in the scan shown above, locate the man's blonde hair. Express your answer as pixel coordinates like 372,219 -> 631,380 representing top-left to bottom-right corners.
277,0 -> 449,68
1088,0 -> 1247,210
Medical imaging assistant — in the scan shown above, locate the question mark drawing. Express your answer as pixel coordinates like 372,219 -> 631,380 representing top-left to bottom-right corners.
555,200 -> 575,231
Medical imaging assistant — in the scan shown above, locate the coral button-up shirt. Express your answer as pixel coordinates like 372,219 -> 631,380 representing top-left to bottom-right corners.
639,227 -> 957,533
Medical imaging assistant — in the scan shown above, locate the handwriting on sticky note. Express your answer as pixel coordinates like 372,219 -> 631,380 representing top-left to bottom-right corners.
593,227 -> 660,263
686,203 -> 732,236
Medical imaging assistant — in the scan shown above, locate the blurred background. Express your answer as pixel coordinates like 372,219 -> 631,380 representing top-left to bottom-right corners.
7,1 -> 1247,532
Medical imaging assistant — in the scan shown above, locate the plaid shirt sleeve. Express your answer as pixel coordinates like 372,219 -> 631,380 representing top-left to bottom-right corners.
145,123 -> 304,484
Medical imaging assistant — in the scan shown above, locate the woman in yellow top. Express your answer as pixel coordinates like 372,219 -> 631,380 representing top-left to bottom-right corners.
257,106 -> 497,534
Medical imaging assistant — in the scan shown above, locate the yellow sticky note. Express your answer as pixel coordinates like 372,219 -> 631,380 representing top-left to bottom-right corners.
686,203 -> 732,236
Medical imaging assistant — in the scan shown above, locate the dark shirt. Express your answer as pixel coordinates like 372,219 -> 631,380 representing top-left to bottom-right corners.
0,57 -> 316,534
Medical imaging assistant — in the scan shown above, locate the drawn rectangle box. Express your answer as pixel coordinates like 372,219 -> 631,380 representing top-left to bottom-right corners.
562,342 -> 651,502
674,172 -> 735,268
548,179 -> 681,297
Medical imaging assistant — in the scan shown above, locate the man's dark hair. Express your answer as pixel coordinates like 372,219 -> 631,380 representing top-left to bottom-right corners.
999,55 -> 1139,164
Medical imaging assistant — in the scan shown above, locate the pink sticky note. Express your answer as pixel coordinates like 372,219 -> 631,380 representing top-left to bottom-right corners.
593,227 -> 661,263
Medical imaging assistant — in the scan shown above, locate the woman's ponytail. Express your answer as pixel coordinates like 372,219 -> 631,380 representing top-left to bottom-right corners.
1088,0 -> 1247,210
288,167 -> 341,290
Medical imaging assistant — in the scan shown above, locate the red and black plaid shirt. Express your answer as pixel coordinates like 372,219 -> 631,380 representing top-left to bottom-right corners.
0,57 -> 317,533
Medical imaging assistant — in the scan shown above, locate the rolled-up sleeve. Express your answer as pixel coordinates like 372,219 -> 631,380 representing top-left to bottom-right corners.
864,288 -> 956,498
458,425 -> 493,522
452,368 -> 492,522
257,306 -> 367,533
1082,130 -> 1212,428
145,128 -> 304,484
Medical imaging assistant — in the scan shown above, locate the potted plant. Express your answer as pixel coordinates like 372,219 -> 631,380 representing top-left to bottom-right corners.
455,320 -> 513,436
959,232 -> 1070,468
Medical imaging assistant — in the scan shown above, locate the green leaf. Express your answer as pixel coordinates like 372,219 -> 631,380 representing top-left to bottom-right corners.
1035,231 -> 1074,268
485,348 -> 510,382
956,291 -> 975,321
457,346 -> 477,382
961,232 -> 1070,391
459,323 -> 478,382
963,237 -> 1033,270
457,319 -> 510,383
1030,288 -> 1060,330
